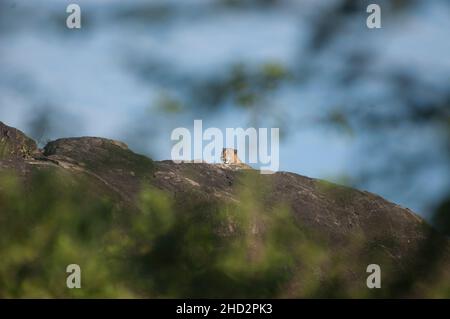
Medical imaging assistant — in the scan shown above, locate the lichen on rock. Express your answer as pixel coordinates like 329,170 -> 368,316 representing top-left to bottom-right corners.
0,121 -> 38,159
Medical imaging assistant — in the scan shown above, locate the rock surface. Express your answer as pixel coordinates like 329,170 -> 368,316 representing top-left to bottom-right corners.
0,122 -> 448,297
0,121 -> 38,159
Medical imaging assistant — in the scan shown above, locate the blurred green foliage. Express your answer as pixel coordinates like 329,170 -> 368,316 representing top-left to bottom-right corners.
0,170 -> 129,298
0,169 -> 326,298
0,169 -> 448,298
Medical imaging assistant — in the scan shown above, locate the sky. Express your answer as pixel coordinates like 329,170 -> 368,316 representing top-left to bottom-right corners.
1,0 -> 449,218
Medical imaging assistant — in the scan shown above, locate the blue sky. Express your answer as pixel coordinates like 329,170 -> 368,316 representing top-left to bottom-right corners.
1,0 -> 449,218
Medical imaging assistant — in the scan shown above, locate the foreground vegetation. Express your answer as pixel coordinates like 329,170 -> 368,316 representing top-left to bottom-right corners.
0,168 -> 448,298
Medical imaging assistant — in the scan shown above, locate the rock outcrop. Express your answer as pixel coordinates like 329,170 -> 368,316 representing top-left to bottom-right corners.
0,121 -> 38,159
0,121 -> 448,298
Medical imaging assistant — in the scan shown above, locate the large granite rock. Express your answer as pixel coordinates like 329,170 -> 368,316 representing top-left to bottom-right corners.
0,121 -> 448,297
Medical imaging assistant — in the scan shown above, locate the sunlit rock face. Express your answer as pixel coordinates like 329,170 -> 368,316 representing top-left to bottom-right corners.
0,122 -> 449,298
0,121 -> 38,159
